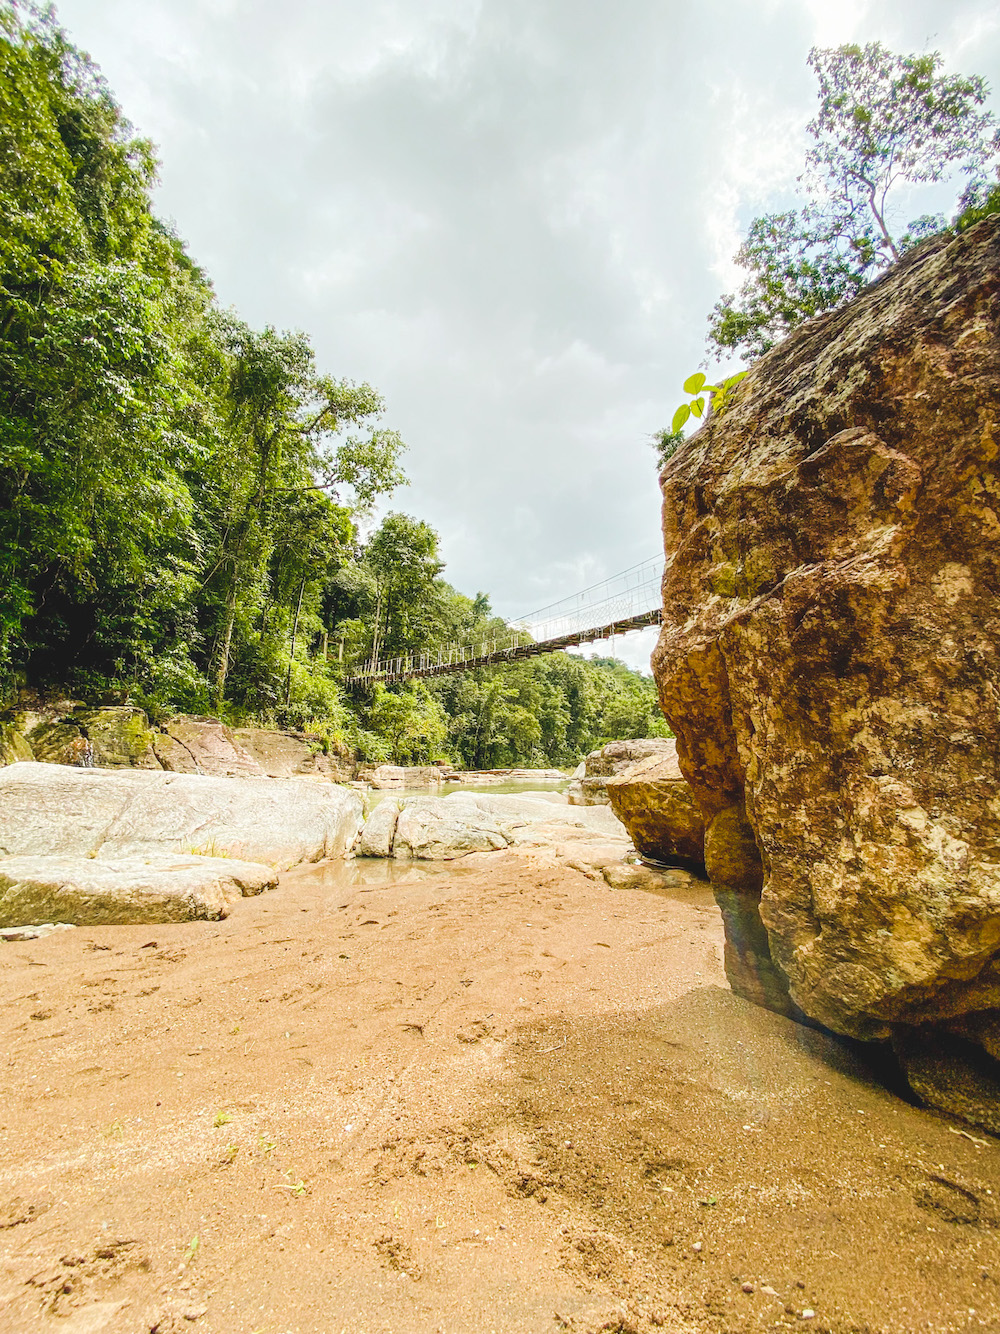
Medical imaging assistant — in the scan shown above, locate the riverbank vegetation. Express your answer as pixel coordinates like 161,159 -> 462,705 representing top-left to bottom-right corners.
0,4 -> 667,767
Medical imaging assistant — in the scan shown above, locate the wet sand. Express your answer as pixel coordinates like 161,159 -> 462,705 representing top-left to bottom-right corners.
0,852 -> 998,1334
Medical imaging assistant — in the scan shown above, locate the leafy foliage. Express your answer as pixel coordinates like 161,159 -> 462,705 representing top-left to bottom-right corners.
671,370 -> 748,434
709,43 -> 999,357
0,4 -> 669,766
328,514 -> 669,766
650,428 -> 683,470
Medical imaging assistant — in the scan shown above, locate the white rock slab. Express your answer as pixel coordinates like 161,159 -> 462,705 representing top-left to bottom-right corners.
379,790 -> 629,860
0,763 -> 364,870
0,854 -> 279,926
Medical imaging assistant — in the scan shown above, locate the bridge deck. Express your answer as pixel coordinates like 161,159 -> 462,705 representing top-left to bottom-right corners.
344,607 -> 661,686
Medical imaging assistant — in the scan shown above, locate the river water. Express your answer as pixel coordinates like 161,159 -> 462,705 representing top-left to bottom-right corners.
364,775 -> 571,809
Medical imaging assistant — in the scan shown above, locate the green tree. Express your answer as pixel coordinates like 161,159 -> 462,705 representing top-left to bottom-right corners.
0,2 -> 211,689
198,316 -> 405,705
709,43 -> 998,357
362,513 -> 444,670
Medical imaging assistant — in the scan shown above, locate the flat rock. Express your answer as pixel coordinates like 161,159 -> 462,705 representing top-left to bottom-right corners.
0,762 -> 364,870
363,791 -> 630,861
359,764 -> 443,790
0,922 -> 76,941
0,854 -> 278,926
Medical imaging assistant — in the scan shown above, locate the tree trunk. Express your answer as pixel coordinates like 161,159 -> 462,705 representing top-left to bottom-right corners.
284,575 -> 307,706
370,584 -> 383,672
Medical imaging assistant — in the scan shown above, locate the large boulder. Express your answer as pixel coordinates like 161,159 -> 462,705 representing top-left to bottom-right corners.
153,717 -> 263,776
233,728 -> 355,781
394,798 -> 508,858
25,706 -> 160,769
567,739 -> 674,805
604,741 -> 705,869
650,218 -> 1000,1115
0,854 -> 277,926
0,762 -> 364,870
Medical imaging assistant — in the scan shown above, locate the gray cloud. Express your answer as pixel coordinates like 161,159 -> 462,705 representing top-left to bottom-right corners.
54,0 -> 1000,667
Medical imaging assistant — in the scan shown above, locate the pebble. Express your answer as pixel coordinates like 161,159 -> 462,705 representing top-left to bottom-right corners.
741,1283 -> 754,1294
692,1242 -> 702,1252
801,1312 -> 816,1321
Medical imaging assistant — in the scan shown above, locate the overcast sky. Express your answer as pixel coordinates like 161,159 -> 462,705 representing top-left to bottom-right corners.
52,0 -> 1000,670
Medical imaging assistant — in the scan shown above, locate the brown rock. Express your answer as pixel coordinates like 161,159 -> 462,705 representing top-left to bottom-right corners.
705,804 -> 803,1021
892,1026 -> 1000,1137
233,728 -> 355,781
568,739 -> 675,806
651,218 -> 1000,1060
600,862 -> 706,897
604,743 -> 705,869
157,718 -> 263,777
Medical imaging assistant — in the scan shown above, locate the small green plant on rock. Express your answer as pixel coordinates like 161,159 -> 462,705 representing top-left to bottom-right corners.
671,370 -> 748,433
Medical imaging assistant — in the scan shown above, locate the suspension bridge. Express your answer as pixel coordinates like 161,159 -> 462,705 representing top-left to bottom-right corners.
344,553 -> 664,686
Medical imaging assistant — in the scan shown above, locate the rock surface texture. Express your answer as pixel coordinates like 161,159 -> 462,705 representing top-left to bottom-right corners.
359,791 -> 628,862
650,219 -> 1000,1115
604,740 -> 705,869
0,763 -> 364,870
358,764 -> 444,790
3,704 -> 358,781
567,739 -> 675,805
0,854 -> 277,927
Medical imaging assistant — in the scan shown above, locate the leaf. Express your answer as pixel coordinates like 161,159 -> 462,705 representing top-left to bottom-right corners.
726,370 -> 748,386
671,404 -> 691,433
690,398 -> 704,418
683,372 -> 706,394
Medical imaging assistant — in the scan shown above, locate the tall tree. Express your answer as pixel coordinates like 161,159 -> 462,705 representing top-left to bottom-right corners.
709,43 -> 998,358
198,316 -> 406,704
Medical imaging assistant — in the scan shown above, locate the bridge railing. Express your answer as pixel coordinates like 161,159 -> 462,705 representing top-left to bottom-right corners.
345,553 -> 664,685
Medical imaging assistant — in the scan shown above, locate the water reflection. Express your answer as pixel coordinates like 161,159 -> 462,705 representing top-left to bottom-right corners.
365,777 -> 570,810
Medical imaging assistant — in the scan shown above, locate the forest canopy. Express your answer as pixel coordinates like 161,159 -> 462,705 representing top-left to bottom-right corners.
0,2 -> 668,767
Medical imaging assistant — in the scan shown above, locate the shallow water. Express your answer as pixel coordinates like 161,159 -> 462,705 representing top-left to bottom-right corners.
365,776 -> 571,809
288,854 -> 477,890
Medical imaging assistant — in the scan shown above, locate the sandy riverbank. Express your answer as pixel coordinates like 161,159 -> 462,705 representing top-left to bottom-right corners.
0,853 -> 997,1334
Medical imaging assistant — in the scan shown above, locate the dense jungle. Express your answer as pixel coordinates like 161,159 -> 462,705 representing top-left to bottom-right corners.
0,5 -> 667,768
